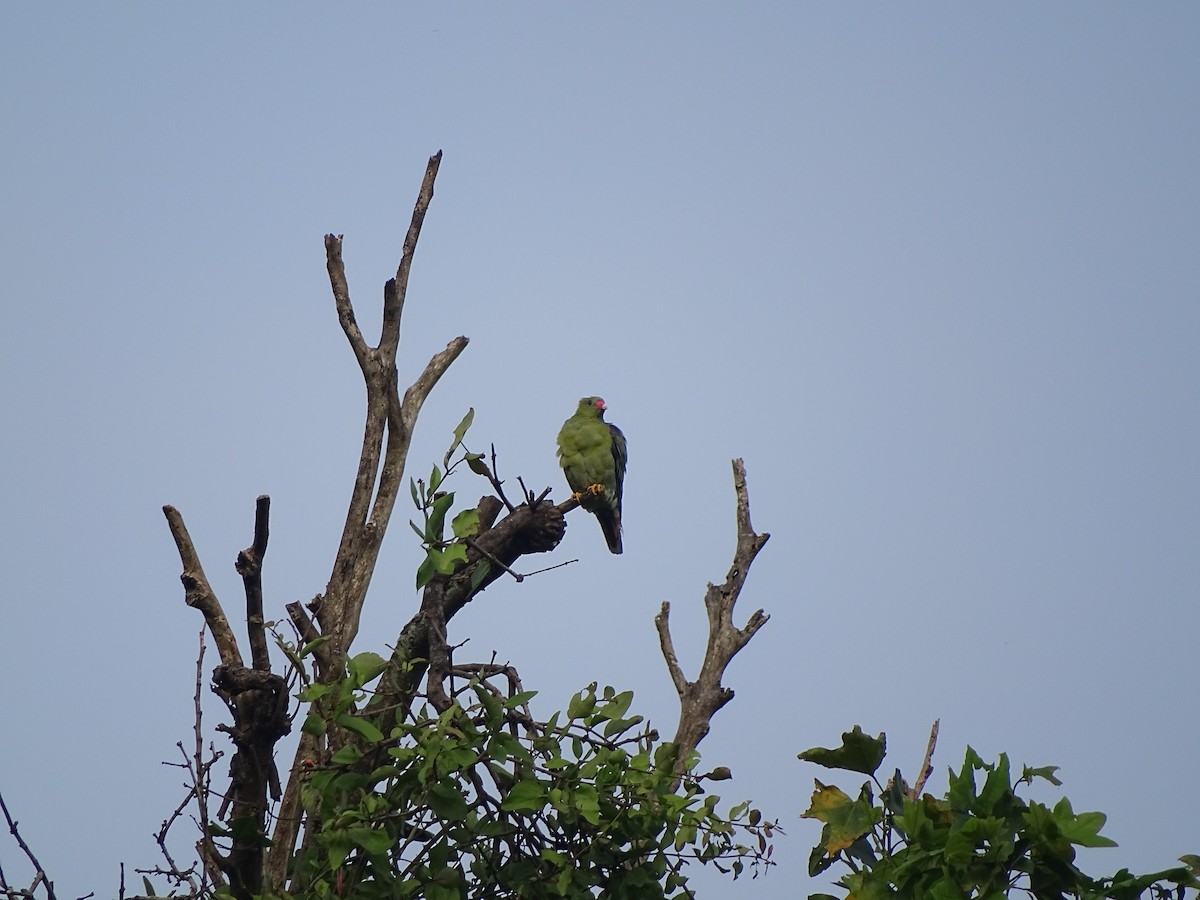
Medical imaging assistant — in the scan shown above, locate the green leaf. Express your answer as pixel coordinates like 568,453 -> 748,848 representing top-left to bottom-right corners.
801,779 -> 882,855
410,477 -> 421,509
427,780 -> 469,820
469,561 -> 491,590
347,651 -> 387,688
330,744 -> 362,765
574,783 -> 601,825
1021,763 -> 1063,786
947,746 -> 986,810
451,508 -> 480,538
975,752 -> 1011,815
568,687 -> 597,719
798,726 -> 887,776
429,464 -> 443,494
505,689 -> 538,709
142,877 -> 156,898
466,453 -> 490,477
426,491 -> 455,541
1053,798 -> 1118,848
416,553 -> 438,589
596,689 -> 635,722
445,407 -> 475,466
442,542 -> 469,570
345,826 -> 393,855
501,779 -> 547,812
299,634 -> 332,658
301,712 -> 327,737
336,714 -> 385,744
298,682 -> 330,702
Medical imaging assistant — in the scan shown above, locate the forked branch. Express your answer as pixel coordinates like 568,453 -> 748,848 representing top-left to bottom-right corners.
268,153 -> 468,886
316,151 -> 467,661
656,458 -> 770,777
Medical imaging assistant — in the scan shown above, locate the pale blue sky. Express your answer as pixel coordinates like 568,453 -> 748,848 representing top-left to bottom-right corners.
2,5 -> 1197,897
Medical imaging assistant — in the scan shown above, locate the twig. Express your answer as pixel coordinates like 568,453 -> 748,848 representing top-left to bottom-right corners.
0,791 -> 57,900
464,537 -> 523,583
192,629 -> 212,895
520,558 -> 578,577
154,747 -> 209,889
485,444 -> 516,512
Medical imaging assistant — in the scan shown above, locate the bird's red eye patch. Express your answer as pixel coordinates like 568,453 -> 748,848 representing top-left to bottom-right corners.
594,398 -> 605,408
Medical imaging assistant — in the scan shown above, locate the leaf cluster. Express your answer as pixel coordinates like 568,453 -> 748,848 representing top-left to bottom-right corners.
279,672 -> 775,900
409,409 -> 490,591
800,727 -> 1199,900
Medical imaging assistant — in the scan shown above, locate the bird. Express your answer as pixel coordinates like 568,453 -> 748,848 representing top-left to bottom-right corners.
556,396 -> 627,554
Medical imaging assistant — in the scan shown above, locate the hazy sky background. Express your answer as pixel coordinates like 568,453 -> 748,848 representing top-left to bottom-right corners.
2,5 -> 1197,897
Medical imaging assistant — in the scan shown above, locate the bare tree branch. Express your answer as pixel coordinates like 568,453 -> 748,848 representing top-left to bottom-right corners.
656,458 -> 770,778
235,496 -> 271,672
163,499 -> 290,899
0,792 -> 57,900
163,505 -> 244,669
267,152 -> 471,886
317,152 -> 467,664
326,233 -> 371,374
909,719 -> 940,800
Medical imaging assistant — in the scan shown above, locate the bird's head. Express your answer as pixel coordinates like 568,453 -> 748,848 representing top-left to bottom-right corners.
580,396 -> 607,417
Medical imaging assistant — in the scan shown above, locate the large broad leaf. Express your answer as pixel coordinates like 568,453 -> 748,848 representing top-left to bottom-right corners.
347,651 -> 387,688
427,781 -> 469,821
1052,798 -> 1118,848
501,779 -> 547,812
802,780 -> 881,857
798,726 -> 886,776
451,508 -> 480,538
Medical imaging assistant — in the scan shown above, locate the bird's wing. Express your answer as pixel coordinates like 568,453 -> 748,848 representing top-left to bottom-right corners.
608,423 -> 627,513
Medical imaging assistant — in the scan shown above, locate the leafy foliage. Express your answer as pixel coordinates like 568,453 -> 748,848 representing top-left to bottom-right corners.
282,669 -> 776,899
410,409 -> 488,590
800,728 -> 1198,900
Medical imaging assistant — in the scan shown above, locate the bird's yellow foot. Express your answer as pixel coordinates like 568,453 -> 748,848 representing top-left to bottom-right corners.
586,484 -> 605,495
570,490 -> 585,502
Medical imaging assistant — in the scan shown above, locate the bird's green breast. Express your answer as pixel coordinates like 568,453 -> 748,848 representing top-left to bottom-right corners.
557,415 -> 616,495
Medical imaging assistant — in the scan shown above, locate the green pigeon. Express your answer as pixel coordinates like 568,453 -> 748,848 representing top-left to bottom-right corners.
557,396 -> 627,554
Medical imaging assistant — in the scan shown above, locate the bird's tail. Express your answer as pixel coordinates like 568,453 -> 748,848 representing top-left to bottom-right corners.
599,511 -> 623,555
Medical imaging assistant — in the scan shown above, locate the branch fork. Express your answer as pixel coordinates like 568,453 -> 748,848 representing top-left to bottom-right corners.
656,458 -> 770,775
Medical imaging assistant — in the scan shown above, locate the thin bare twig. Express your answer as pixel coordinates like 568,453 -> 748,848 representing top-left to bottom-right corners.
463,536 -> 524,582
0,791 -> 57,900
192,630 -> 212,895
